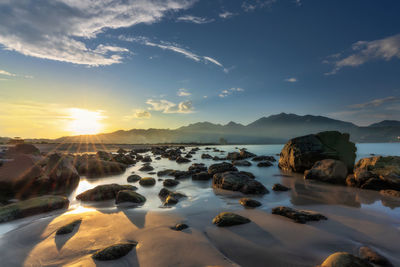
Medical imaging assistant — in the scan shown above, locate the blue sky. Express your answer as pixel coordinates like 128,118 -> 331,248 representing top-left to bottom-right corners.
0,0 -> 400,138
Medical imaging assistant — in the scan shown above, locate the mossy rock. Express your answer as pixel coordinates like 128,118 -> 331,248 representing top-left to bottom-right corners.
0,195 -> 69,223
92,242 -> 137,261
139,177 -> 156,186
115,190 -> 146,204
56,219 -> 82,235
127,174 -> 141,183
212,212 -> 251,227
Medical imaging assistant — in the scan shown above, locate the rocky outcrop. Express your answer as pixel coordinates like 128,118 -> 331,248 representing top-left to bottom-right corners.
279,131 -> 356,173
212,212 -> 251,227
208,162 -> 238,175
319,252 -> 373,267
56,219 -> 82,235
304,159 -> 348,184
115,190 -> 146,204
0,195 -> 69,223
76,184 -> 136,201
92,242 -> 137,261
272,206 -> 327,224
239,198 -> 261,207
75,157 -> 126,178
212,171 -> 268,194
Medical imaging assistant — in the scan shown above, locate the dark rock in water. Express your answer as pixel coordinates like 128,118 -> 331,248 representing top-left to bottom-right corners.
213,156 -> 226,161
213,171 -> 268,194
239,149 -> 256,159
304,159 -> 348,184
157,169 -> 174,177
358,246 -> 393,267
139,177 -> 156,186
188,163 -> 207,173
117,148 -> 127,154
279,131 -> 357,173
233,160 -> 252,167
92,242 -> 137,261
148,172 -> 156,175
212,212 -> 251,227
163,179 -> 180,187
239,198 -> 261,208
176,156 -> 191,164
252,156 -> 276,162
56,219 -> 82,235
75,158 -> 126,178
0,195 -> 69,223
142,156 -> 152,162
97,151 -> 112,161
257,161 -> 273,167
76,184 -> 136,201
171,223 -> 189,231
272,183 -> 290,191
139,165 -> 154,172
115,190 -> 146,204
208,162 -> 238,175
155,157 -> 161,160
320,252 -> 373,267
192,172 -> 212,181
185,154 -> 192,158
159,188 -> 186,206
239,171 -> 255,179
172,170 -> 192,180
136,154 -> 143,161
6,144 -> 40,158
226,152 -> 241,161
272,206 -> 327,224
113,154 -> 136,165
201,153 -> 212,159
380,189 -> 400,198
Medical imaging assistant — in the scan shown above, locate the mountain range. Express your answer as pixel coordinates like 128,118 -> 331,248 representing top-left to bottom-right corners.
1,113 -> 399,144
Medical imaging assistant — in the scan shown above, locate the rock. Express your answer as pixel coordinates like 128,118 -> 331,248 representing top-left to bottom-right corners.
239,198 -> 261,207
157,169 -> 175,177
304,159 -> 348,184
92,242 -> 137,261
208,162 -> 238,175
155,157 -> 161,160
213,171 -> 268,194
188,163 -> 207,173
159,188 -> 186,206
113,154 -> 136,165
257,161 -> 273,167
192,172 -> 212,181
117,148 -> 127,154
239,149 -> 256,159
171,223 -> 189,231
172,170 -> 192,179
139,165 -> 154,172
212,156 -> 226,161
185,154 -> 192,158
272,206 -> 327,224
272,183 -> 290,191
139,177 -> 156,186
6,144 -> 40,157
75,158 -> 126,177
201,153 -> 212,159
380,189 -> 400,198
115,190 -> 146,204
252,156 -> 276,162
279,131 -> 356,173
56,219 -> 82,235
212,212 -> 251,227
176,156 -> 191,164
0,196 -> 69,223
232,160 -> 252,166
97,151 -> 112,161
226,152 -> 241,161
141,156 -> 152,162
319,252 -> 373,267
127,174 -> 141,183
358,246 -> 393,267
76,184 -> 136,201
163,179 -> 180,187
239,171 -> 255,179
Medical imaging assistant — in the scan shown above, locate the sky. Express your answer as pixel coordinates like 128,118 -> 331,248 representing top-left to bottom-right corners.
0,0 -> 400,138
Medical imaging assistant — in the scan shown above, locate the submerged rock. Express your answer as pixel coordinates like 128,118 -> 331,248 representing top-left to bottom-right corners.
232,160 -> 252,166
163,179 -> 180,187
92,242 -> 137,261
272,206 -> 327,224
212,212 -> 251,227
208,162 -> 238,175
279,131 -> 356,173
188,163 -> 207,173
319,252 -> 373,267
0,195 -> 69,223
192,172 -> 212,181
252,155 -> 276,162
76,184 -> 136,201
358,246 -> 393,267
56,219 -> 82,235
239,198 -> 261,208
115,190 -> 146,204
157,169 -> 175,177
201,154 -> 212,159
127,174 -> 141,183
304,159 -> 348,184
257,161 -> 273,167
139,177 -> 156,186
213,171 -> 268,194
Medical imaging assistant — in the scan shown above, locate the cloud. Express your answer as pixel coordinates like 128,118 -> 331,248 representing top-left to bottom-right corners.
177,88 -> 191,97
285,77 -> 297,82
219,11 -> 236,19
134,109 -> 152,119
146,99 -> 193,113
349,96 -> 400,109
0,69 -> 16,77
177,15 -> 214,24
324,33 -> 400,74
0,69 -> 34,80
242,0 -> 277,12
0,0 -> 195,66
219,87 -> 244,98
120,36 -> 227,71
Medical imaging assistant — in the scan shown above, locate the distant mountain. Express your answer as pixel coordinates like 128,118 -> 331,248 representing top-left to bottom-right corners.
369,120 -> 400,127
53,113 -> 400,144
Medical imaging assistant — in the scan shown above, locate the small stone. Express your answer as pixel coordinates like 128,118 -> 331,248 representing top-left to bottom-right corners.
139,177 -> 156,186
92,242 -> 137,261
139,165 -> 154,172
272,206 -> 327,224
272,183 -> 290,191
171,223 -> 189,231
212,212 -> 251,227
56,219 -> 82,235
239,198 -> 261,208
320,252 -> 373,267
127,174 -> 141,183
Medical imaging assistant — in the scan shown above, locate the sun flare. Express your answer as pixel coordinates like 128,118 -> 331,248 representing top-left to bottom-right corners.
66,108 -> 105,135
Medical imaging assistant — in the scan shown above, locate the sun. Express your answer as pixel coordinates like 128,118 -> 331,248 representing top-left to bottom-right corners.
66,108 -> 105,135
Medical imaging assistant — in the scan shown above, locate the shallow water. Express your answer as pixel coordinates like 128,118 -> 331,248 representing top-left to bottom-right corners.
1,143 -> 400,237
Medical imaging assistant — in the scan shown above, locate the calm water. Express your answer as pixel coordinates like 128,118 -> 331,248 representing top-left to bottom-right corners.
1,143 -> 400,236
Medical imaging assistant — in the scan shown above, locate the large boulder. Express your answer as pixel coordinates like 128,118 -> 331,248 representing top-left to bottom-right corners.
304,159 -> 348,184
319,252 -> 373,267
213,171 -> 268,194
76,184 -> 136,201
0,195 -> 69,223
208,162 -> 238,175
75,158 -> 126,178
279,131 -> 356,173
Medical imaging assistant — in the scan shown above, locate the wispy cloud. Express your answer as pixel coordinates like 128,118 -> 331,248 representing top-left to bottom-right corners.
219,87 -> 244,98
0,70 -> 16,77
146,99 -> 194,113
0,0 -> 195,66
177,88 -> 191,97
219,11 -> 236,19
0,69 -> 34,80
324,33 -> 400,75
349,96 -> 400,109
285,77 -> 297,83
242,0 -> 277,12
177,15 -> 214,24
134,109 -> 152,119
